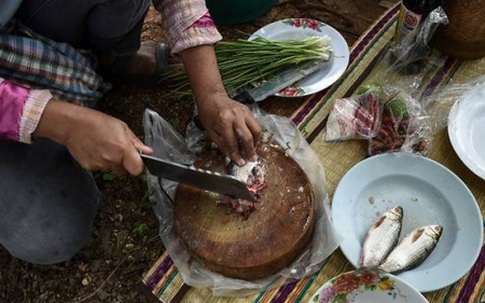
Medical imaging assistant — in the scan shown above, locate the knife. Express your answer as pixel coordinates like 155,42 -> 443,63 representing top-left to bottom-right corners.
140,153 -> 256,201
230,59 -> 326,103
193,59 -> 326,129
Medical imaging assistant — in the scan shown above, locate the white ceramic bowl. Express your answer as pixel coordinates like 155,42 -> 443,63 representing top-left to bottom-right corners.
331,152 -> 483,292
448,83 -> 485,180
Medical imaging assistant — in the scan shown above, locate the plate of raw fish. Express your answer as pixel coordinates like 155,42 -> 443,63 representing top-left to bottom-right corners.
331,152 -> 483,292
308,268 -> 429,303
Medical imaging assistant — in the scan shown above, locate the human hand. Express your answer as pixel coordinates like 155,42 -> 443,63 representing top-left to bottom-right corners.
197,92 -> 261,165
64,110 -> 152,176
178,45 -> 261,164
34,100 -> 152,176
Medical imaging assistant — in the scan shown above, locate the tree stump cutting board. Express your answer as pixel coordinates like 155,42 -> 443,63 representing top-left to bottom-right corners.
174,143 -> 316,280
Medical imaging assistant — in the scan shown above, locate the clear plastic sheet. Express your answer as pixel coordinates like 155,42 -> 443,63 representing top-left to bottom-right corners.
357,6 -> 449,99
423,75 -> 485,134
142,106 -> 339,297
389,6 -> 449,76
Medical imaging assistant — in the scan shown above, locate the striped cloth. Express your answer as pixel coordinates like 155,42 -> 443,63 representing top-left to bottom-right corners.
142,4 -> 485,303
0,21 -> 110,106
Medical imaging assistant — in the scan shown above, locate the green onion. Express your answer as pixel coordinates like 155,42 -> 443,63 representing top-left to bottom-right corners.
162,35 -> 333,97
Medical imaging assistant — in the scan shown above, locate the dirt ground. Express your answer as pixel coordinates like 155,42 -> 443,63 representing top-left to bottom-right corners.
0,1 -> 390,302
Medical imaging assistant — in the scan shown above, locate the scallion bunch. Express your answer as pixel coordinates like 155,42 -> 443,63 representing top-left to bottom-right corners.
163,35 -> 333,97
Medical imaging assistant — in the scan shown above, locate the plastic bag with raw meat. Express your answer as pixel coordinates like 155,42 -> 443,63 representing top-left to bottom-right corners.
324,83 -> 431,156
368,89 -> 430,156
325,91 -> 382,141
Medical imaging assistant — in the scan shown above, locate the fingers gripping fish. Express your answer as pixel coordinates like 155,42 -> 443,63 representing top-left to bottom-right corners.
218,159 -> 267,217
378,224 -> 443,274
360,206 -> 403,268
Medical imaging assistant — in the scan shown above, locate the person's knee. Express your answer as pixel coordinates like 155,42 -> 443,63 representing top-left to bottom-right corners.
5,216 -> 96,264
1,190 -> 101,264
0,138 -> 101,264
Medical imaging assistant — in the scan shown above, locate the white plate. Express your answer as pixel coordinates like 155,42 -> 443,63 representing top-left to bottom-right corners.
308,269 -> 429,303
249,18 -> 349,97
331,152 -> 483,292
448,83 -> 485,180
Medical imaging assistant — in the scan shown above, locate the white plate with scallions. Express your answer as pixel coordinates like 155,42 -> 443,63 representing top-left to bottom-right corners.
249,18 -> 349,97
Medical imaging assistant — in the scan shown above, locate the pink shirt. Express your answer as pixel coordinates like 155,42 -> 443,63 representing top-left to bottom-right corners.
153,0 -> 222,54
0,1 -> 222,143
0,79 -> 51,143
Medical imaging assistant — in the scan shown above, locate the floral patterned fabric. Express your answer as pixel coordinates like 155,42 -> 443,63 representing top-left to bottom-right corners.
153,0 -> 222,54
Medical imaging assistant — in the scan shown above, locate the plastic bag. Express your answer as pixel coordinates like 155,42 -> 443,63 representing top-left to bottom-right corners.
325,91 -> 382,141
142,106 -> 338,297
354,7 -> 449,100
422,75 -> 485,134
367,87 -> 430,155
324,83 -> 431,156
323,7 -> 449,155
389,6 -> 449,75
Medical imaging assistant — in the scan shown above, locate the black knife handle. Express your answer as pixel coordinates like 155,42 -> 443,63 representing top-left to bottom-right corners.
194,115 -> 205,131
232,90 -> 255,104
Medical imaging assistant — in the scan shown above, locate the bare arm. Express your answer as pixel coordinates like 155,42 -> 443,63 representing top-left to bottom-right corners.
153,0 -> 261,164
179,45 -> 261,165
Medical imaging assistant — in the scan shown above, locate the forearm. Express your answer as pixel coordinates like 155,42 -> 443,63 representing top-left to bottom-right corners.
179,45 -> 261,165
33,99 -> 84,145
179,45 -> 227,107
154,0 -> 261,164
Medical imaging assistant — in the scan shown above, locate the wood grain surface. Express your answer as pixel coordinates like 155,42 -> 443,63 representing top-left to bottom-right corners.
174,143 -> 316,280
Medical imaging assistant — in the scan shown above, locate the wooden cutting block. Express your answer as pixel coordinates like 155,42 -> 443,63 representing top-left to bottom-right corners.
174,143 -> 316,280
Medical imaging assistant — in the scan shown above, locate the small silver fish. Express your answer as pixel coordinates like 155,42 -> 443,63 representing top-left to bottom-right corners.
378,224 -> 443,273
219,159 -> 267,217
360,206 -> 403,268
229,160 -> 261,183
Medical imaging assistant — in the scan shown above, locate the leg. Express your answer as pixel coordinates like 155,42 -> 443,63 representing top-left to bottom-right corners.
0,138 -> 101,264
15,0 -> 167,83
16,0 -> 151,56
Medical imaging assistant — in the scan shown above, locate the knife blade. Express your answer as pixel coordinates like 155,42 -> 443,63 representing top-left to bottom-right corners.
231,59 -> 326,103
192,59 -> 327,130
140,153 -> 256,201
